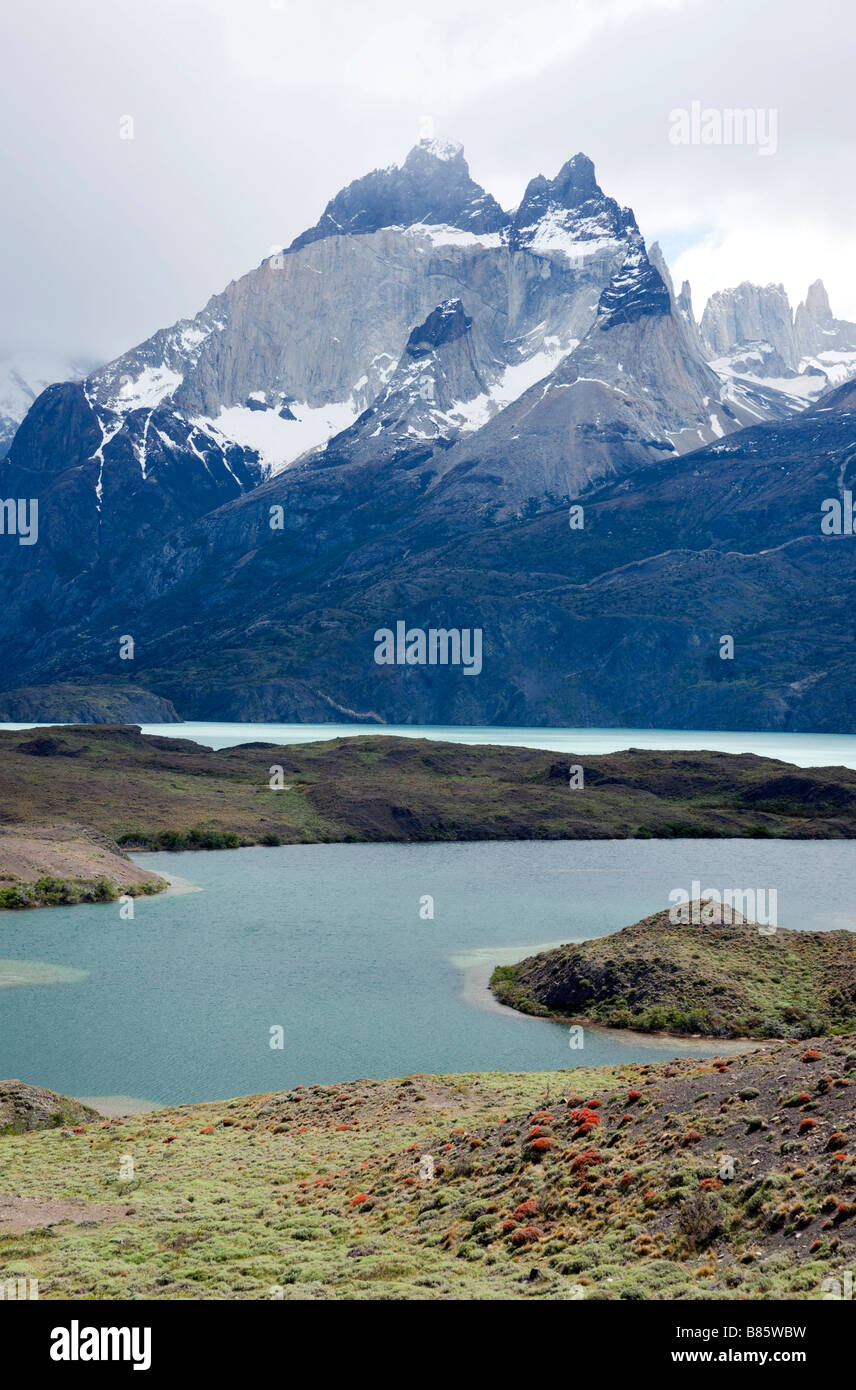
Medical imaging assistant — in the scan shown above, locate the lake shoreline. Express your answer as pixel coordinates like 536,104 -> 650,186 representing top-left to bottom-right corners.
4,838 -> 851,1103
459,947 -> 769,1052
3,725 -> 856,912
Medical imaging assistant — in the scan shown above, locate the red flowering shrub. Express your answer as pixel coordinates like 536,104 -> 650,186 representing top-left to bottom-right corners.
681,1129 -> 702,1146
570,1148 -> 603,1174
199,1125 -> 214,1134
531,1137 -> 553,1153
700,1177 -> 723,1190
798,1117 -> 818,1134
531,1112 -> 554,1124
527,1125 -> 551,1140
513,1199 -> 538,1221
627,1090 -> 642,1103
350,1192 -> 370,1204
585,1098 -> 602,1109
802,1050 -> 823,1062
510,1224 -> 541,1247
619,1171 -> 635,1189
469,1138 -> 483,1150
502,1218 -> 517,1234
335,1124 -> 353,1131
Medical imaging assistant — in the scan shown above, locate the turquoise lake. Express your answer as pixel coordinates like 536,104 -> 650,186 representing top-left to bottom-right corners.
1,838 -> 853,1107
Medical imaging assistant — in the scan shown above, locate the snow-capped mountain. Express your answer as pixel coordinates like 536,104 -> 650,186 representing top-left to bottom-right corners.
4,138 -> 856,730
697,279 -> 856,410
6,137 -> 775,538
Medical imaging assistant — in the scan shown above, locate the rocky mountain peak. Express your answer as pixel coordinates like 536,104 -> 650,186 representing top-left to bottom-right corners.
509,152 -> 637,261
699,276 -> 856,402
596,245 -> 670,329
403,136 -> 466,169
288,139 -> 507,251
515,152 -> 601,221
794,278 -> 856,364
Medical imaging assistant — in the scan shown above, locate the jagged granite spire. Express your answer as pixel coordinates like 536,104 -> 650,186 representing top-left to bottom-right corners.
793,279 -> 856,359
700,282 -> 797,371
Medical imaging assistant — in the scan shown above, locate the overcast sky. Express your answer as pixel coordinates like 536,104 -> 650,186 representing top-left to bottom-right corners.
2,0 -> 854,369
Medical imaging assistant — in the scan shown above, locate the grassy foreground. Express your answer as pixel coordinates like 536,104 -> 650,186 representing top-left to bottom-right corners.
1,1037 -> 855,1300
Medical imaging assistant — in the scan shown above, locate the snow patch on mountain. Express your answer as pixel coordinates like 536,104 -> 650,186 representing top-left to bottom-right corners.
115,365 -> 184,411
520,214 -> 623,263
194,398 -> 362,473
420,137 -> 464,161
404,224 -> 506,249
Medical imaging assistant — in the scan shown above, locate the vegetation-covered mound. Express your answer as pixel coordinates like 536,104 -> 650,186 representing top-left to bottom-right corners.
2,1039 -> 855,1299
491,902 -> 856,1039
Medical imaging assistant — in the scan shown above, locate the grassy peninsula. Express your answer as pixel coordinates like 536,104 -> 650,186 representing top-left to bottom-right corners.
491,901 -> 856,1040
